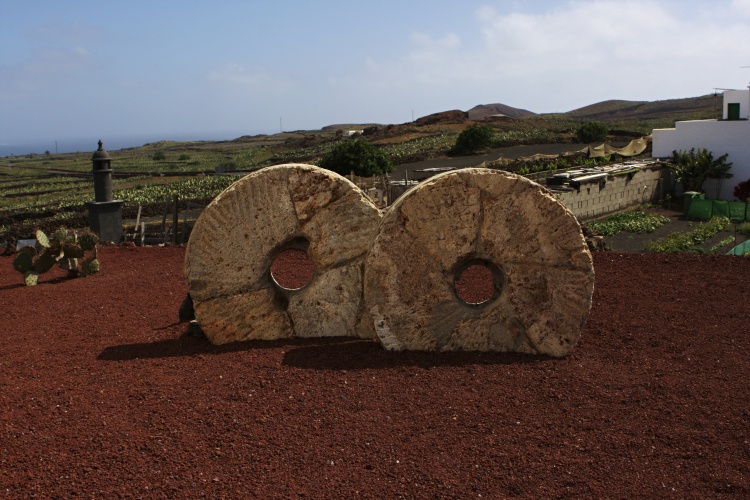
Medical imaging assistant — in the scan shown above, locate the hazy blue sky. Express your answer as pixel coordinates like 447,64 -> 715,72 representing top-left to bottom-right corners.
3,0 -> 750,150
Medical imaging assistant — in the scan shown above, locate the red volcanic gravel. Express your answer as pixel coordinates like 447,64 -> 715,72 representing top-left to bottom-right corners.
270,248 -> 315,290
1,247 -> 750,497
454,264 -> 495,304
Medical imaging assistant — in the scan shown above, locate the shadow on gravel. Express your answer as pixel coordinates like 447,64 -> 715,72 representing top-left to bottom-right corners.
282,339 -> 555,370
0,275 -> 74,290
97,335 -> 555,367
96,335 -> 356,361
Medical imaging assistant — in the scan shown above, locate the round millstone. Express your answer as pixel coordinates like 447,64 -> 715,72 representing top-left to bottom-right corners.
185,164 -> 381,344
364,168 -> 594,357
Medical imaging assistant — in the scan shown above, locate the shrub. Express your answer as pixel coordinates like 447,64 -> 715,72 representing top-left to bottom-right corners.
178,154 -> 191,161
576,122 -> 608,143
450,124 -> 494,156
670,148 -> 732,193
318,140 -> 394,177
733,178 -> 750,201
152,151 -> 166,161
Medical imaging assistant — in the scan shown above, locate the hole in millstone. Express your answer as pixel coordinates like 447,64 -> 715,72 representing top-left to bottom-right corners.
270,248 -> 315,291
453,259 -> 503,306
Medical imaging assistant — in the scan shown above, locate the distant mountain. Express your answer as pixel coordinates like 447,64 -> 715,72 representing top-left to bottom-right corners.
467,103 -> 537,120
324,95 -> 718,134
563,95 -> 718,122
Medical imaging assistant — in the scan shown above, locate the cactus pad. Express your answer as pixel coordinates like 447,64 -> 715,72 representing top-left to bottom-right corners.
13,246 -> 36,274
78,233 -> 99,252
81,257 -> 100,276
32,249 -> 57,274
63,243 -> 85,259
24,271 -> 39,286
52,227 -> 69,244
35,230 -> 50,248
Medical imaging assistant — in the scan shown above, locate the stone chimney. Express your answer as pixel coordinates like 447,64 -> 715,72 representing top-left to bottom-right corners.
86,140 -> 123,243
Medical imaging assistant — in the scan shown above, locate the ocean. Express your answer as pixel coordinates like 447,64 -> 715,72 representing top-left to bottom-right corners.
0,131 -> 249,158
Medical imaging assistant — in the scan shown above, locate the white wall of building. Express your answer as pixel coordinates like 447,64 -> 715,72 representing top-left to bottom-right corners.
652,118 -> 750,200
723,89 -> 750,119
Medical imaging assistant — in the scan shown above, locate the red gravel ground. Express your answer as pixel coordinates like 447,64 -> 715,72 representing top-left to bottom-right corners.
1,247 -> 749,498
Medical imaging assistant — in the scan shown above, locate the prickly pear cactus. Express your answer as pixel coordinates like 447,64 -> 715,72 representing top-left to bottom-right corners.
11,226 -> 101,285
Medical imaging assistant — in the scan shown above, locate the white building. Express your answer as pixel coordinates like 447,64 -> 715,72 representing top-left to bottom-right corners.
652,86 -> 750,199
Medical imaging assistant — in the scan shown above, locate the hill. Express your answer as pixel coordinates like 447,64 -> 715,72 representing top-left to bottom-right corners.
467,103 -> 537,120
563,94 -> 717,122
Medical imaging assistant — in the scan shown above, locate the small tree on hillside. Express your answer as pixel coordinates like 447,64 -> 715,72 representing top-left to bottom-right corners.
450,124 -> 494,156
576,122 -> 608,143
670,148 -> 733,193
318,140 -> 394,177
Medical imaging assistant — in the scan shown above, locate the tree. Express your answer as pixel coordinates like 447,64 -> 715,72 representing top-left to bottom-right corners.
576,122 -> 608,143
733,178 -> 750,201
318,139 -> 394,177
670,148 -> 733,193
450,124 -> 494,156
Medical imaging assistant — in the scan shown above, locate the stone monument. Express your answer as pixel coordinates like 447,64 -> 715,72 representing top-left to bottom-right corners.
86,140 -> 123,243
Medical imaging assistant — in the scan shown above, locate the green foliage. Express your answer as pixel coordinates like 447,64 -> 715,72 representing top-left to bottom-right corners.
576,122 -> 608,143
645,216 -> 731,253
318,140 -> 394,177
490,128 -> 553,147
670,148 -> 733,193
737,222 -> 750,237
178,154 -> 191,161
381,135 -> 455,164
152,151 -> 167,161
450,124 -> 494,156
116,176 -> 236,205
709,236 -> 735,253
586,211 -> 670,236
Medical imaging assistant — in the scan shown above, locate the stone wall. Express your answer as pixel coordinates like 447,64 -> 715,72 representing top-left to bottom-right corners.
549,164 -> 671,221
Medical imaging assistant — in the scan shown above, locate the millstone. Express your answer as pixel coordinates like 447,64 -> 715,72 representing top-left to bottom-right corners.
185,164 -> 381,344
364,168 -> 594,357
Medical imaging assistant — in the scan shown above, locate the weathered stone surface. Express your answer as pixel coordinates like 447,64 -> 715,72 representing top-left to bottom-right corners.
185,164 -> 381,344
364,168 -> 594,357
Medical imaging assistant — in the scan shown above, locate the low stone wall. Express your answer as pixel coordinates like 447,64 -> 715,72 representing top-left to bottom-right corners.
549,164 -> 671,220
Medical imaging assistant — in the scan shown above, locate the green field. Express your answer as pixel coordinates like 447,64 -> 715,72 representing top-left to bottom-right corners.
1,101 -> 712,244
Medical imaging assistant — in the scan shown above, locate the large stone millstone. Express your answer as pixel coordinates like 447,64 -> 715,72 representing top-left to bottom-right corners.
185,164 -> 381,344
364,168 -> 594,357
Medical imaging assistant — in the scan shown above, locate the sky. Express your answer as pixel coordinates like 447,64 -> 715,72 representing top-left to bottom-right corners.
3,0 -> 750,152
